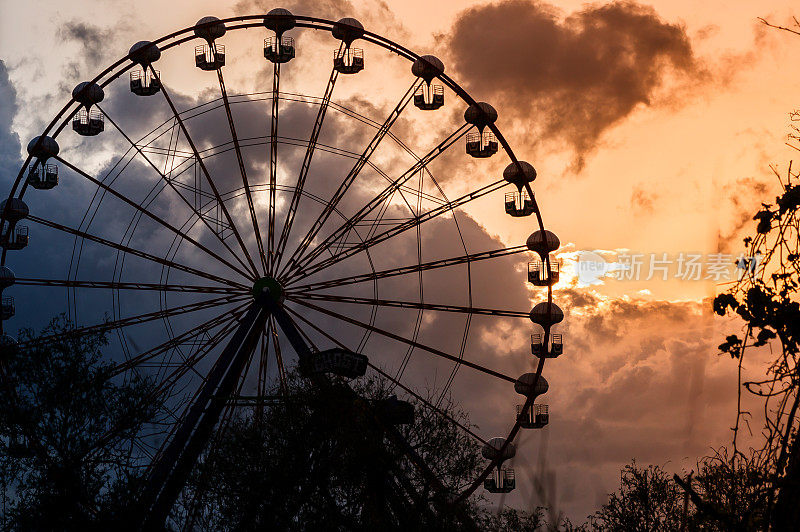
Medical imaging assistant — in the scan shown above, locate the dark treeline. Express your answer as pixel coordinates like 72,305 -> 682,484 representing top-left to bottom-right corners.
0,319 -> 544,530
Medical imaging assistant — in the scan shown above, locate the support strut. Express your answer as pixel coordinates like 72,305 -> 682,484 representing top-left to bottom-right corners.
138,301 -> 268,529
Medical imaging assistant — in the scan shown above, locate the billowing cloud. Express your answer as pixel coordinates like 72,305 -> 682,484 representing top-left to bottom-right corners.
58,21 -> 115,68
716,174 -> 774,253
444,0 -> 705,170
0,61 -> 22,178
55,19 -> 132,85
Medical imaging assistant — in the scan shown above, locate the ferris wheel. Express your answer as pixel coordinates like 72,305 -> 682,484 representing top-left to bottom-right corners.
1,9 -> 565,526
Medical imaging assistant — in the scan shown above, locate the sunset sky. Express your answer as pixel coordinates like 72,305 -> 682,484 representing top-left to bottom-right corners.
2,0 -> 799,523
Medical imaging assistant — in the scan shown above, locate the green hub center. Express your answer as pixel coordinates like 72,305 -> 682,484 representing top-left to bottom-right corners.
252,277 -> 284,304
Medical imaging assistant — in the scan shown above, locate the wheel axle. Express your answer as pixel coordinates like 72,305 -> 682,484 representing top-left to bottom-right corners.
251,276 -> 284,304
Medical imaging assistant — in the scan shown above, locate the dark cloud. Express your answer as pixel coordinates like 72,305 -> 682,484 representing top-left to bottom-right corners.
0,61 -> 22,180
444,0 -> 705,170
717,174 -> 773,253
57,20 -> 120,71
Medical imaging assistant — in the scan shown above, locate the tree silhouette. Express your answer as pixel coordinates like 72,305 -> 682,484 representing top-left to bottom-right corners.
0,318 -> 547,530
0,316 -> 160,530
587,454 -> 769,531
712,156 -> 800,529
177,373 -> 543,531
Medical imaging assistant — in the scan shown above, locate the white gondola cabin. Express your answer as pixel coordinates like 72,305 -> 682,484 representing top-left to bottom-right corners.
130,70 -> 161,96
194,16 -> 226,70
71,82 -> 105,136
531,333 -> 563,358
466,131 -> 498,158
334,48 -> 364,74
517,403 -> 549,429
195,44 -> 225,70
505,191 -> 535,217
1,226 -> 28,250
484,467 -> 515,493
1,296 -> 14,320
414,84 -> 444,111
527,259 -> 560,286
72,109 -> 104,136
482,437 -> 516,493
264,36 -> 295,63
28,164 -> 58,190
412,55 -> 445,110
26,136 -> 60,188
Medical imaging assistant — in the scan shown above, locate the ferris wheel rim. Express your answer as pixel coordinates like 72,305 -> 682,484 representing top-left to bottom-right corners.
2,11 -> 560,511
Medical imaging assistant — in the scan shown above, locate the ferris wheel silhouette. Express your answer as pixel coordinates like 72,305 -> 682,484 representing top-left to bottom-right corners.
1,9 -> 564,527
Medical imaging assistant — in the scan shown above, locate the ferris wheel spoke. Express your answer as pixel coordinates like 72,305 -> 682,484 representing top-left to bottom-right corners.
268,315 -> 288,394
147,310 -> 244,403
291,244 -> 526,294
273,62 -> 340,273
113,302 -> 248,376
287,292 -> 528,318
53,155 -> 254,282
283,306 -> 487,445
267,63 -> 280,274
328,182 -> 402,262
290,123 -> 471,275
292,246 -> 528,292
278,78 -> 424,280
28,215 -> 246,289
96,104 -> 257,278
148,66 -> 260,278
285,179 -> 507,283
15,278 -> 242,294
256,320 -> 270,401
286,297 -> 516,384
19,293 -> 247,350
216,69 -> 268,273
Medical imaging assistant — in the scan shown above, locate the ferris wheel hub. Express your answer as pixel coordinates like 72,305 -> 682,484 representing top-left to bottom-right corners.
252,276 -> 284,304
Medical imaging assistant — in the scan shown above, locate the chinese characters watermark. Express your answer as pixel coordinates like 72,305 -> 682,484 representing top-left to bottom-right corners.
575,251 -> 763,283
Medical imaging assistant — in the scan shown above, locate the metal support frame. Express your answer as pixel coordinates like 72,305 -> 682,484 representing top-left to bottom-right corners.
139,301 -> 268,529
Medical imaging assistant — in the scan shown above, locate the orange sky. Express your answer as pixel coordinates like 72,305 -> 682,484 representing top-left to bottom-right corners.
1,0 -> 798,523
